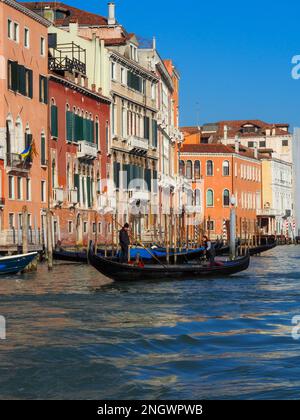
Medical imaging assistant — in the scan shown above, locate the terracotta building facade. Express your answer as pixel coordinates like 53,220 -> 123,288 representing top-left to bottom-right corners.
180,143 -> 262,239
0,0 -> 50,250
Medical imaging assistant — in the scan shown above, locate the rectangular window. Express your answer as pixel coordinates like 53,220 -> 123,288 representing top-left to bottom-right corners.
13,22 -> 19,42
248,141 -> 254,148
111,62 -> 116,80
206,220 -> 215,232
259,141 -> 266,148
282,140 -> 289,147
26,178 -> 31,201
8,176 -> 14,199
39,75 -> 48,104
98,222 -> 102,234
9,213 -> 14,229
93,223 -> 96,234
144,116 -> 150,140
41,180 -> 46,202
17,177 -> 22,200
83,221 -> 88,234
68,221 -> 73,234
40,37 -> 45,56
127,71 -> 143,93
24,28 -> 30,48
121,67 -> 126,84
8,19 -> 12,39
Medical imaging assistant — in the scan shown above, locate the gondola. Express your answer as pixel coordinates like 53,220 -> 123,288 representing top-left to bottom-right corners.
88,245 -> 250,282
249,242 -> 277,256
53,249 -> 88,263
53,246 -> 206,264
0,252 -> 38,275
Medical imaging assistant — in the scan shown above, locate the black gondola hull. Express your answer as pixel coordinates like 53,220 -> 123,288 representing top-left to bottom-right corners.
88,249 -> 250,282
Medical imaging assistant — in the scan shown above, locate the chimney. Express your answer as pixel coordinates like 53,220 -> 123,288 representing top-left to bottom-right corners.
254,142 -> 258,159
152,37 -> 156,50
108,2 -> 116,25
235,136 -> 240,154
224,125 -> 228,141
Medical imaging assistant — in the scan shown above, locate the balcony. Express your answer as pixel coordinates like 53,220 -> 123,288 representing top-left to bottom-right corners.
77,141 -> 98,160
49,42 -> 86,75
6,153 -> 31,174
128,136 -> 149,155
53,187 -> 64,206
129,190 -> 150,205
257,208 -> 282,217
68,189 -> 78,205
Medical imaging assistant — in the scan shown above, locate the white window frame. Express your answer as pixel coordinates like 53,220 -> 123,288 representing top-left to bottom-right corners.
13,22 -> 19,43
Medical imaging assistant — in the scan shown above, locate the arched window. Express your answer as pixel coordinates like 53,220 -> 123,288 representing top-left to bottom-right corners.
207,160 -> 213,176
207,189 -> 214,207
186,160 -> 193,179
179,160 -> 185,176
195,189 -> 201,206
15,116 -> 24,152
223,160 -> 230,176
194,160 -> 201,179
223,189 -> 230,206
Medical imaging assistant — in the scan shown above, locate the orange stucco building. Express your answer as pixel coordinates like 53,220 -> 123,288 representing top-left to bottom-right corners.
180,142 -> 262,239
0,0 -> 50,249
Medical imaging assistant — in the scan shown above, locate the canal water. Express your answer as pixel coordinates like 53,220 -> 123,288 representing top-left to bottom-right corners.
0,246 -> 300,400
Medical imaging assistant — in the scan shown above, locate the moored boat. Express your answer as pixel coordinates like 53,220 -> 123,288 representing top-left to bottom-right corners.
88,245 -> 250,282
0,252 -> 38,275
249,242 -> 277,256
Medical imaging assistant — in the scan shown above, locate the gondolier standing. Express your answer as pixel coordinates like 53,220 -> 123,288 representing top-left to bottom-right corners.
119,223 -> 130,263
203,235 -> 216,266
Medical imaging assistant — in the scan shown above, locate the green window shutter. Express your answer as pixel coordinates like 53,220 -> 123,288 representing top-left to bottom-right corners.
82,177 -> 86,204
44,77 -> 48,104
152,119 -> 158,147
66,111 -> 73,142
145,168 -> 151,192
91,121 -> 95,143
87,176 -> 91,208
41,136 -> 46,165
18,65 -> 26,95
95,122 -> 99,148
144,117 -> 150,140
113,162 -> 120,189
28,69 -> 33,99
39,75 -> 42,102
11,61 -> 18,92
83,118 -> 87,141
74,174 -> 80,202
51,105 -> 58,138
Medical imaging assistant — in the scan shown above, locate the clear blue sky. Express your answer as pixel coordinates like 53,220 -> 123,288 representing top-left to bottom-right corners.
24,0 -> 300,129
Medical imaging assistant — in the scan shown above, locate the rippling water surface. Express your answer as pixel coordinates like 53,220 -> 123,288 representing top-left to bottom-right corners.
0,246 -> 300,400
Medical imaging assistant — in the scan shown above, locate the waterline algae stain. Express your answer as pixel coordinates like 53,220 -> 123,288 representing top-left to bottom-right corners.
0,247 -> 300,400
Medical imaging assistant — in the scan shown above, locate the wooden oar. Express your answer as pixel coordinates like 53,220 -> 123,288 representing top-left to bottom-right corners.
115,220 -> 168,268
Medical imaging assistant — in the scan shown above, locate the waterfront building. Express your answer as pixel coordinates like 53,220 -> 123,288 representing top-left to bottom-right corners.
0,0 -> 50,250
179,141 -> 262,240
258,152 -> 294,237
24,2 -> 112,247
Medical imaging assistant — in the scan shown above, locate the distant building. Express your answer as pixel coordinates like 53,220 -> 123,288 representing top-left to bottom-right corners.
258,153 -> 293,236
180,142 -> 262,239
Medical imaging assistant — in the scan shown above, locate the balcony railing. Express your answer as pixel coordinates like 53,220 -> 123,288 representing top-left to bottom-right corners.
6,153 -> 31,173
77,141 -> 98,160
53,187 -> 64,205
129,190 -> 150,205
68,189 -> 78,205
257,208 -> 282,217
128,136 -> 149,154
49,42 -> 87,75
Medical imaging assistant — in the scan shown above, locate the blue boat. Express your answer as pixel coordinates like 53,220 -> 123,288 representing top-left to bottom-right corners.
0,252 -> 38,275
